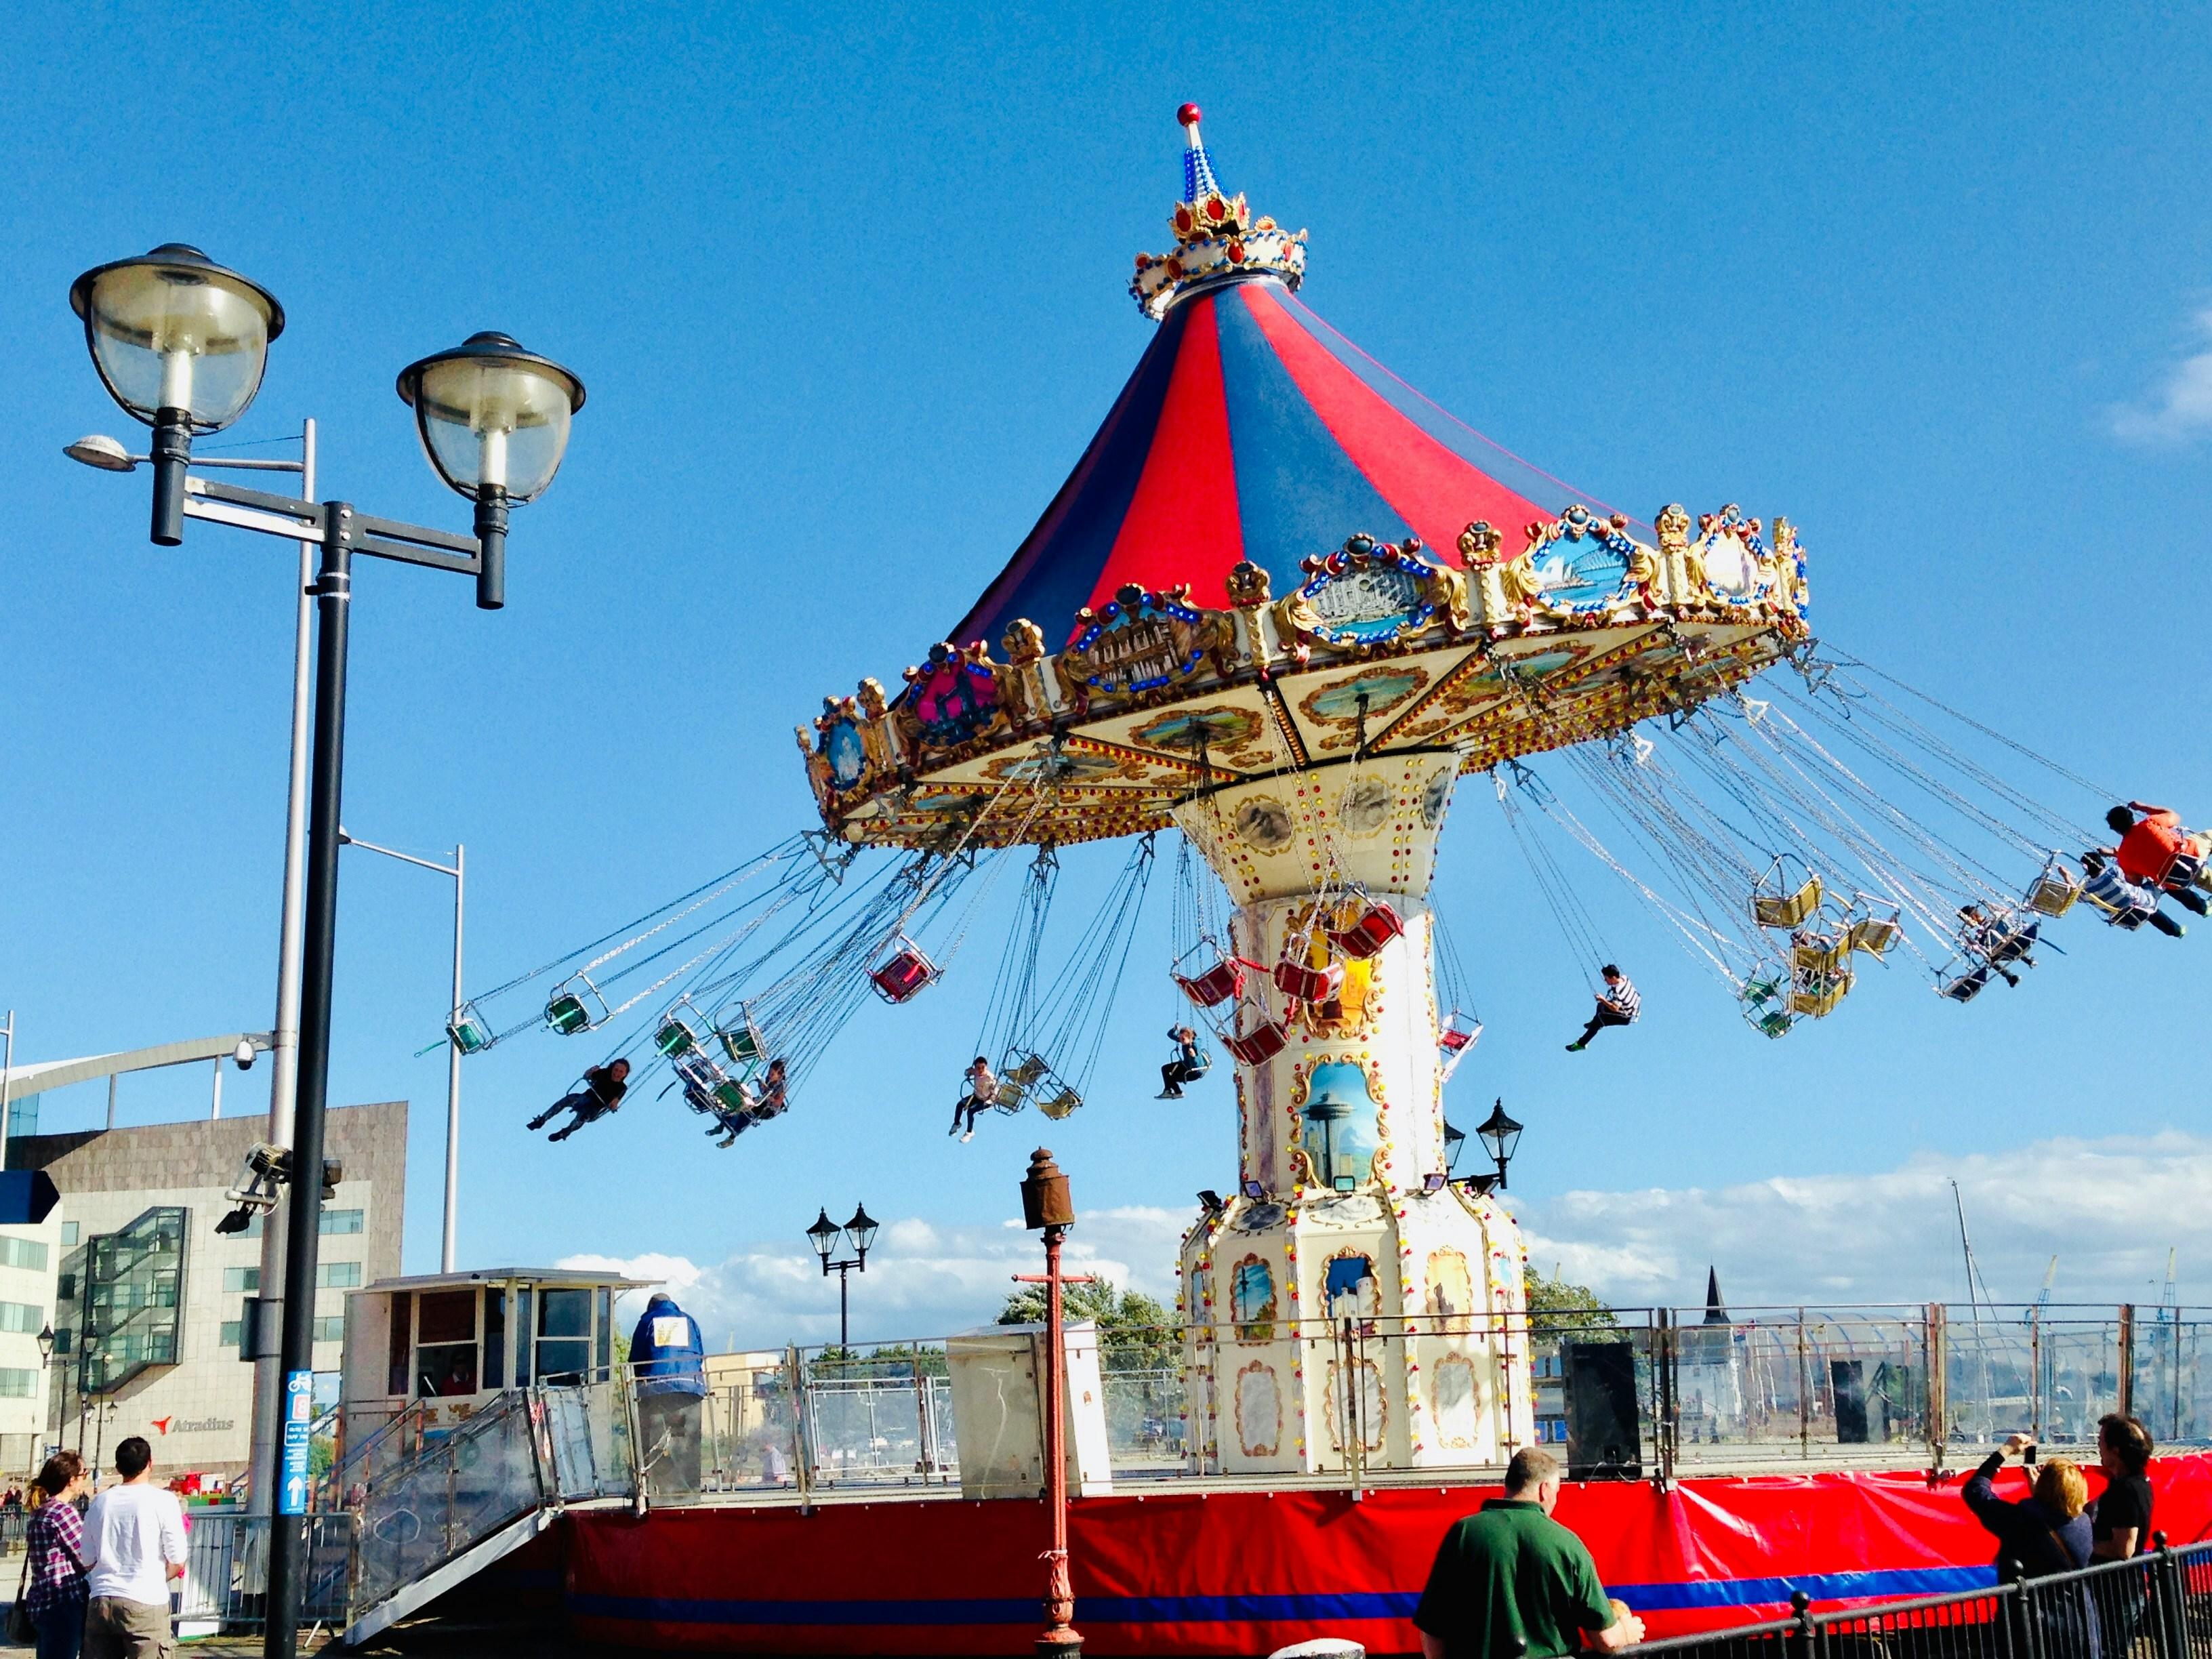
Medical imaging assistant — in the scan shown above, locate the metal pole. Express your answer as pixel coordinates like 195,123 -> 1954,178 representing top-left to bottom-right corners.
264,504 -> 351,1659
106,1075 -> 116,1130
0,1010 -> 13,1170
211,1057 -> 224,1120
443,844 -> 464,1272
1038,1223 -> 1080,1657
251,416 -> 314,1523
839,1267 -> 850,1353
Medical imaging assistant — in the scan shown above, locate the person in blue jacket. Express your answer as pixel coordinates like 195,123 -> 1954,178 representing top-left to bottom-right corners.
630,1292 -> 707,1494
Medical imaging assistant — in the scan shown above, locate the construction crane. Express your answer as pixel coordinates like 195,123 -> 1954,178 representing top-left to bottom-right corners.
2022,1256 -> 2057,1325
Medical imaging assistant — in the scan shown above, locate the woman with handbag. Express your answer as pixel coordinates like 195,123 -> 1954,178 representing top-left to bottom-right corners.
16,1450 -> 91,1659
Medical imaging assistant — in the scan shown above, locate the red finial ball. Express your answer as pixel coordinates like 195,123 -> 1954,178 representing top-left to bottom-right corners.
1178,102 -> 1203,128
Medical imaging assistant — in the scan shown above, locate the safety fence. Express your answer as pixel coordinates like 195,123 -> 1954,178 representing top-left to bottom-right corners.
655,1302 -> 2211,1493
1635,1535 -> 2212,1659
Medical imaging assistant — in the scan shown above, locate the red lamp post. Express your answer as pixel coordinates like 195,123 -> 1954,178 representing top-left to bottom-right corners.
1018,1147 -> 1083,1658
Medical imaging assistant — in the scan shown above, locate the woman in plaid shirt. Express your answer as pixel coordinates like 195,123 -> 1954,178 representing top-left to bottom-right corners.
24,1450 -> 90,1659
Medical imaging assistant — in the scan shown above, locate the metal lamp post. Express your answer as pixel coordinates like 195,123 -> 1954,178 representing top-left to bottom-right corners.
68,242 -> 583,1659
805,1204 -> 878,1353
339,832 -> 465,1271
1017,1148 -> 1082,1658
1476,1099 -> 1523,1191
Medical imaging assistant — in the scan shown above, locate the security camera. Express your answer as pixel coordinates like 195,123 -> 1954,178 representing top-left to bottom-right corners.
233,1039 -> 257,1070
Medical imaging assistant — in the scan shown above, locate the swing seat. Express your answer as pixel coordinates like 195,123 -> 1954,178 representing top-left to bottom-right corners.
869,939 -> 940,1003
1004,1052 -> 1052,1088
1845,916 -> 1902,957
655,1015 -> 703,1059
1036,1086 -> 1083,1121
1174,955 -> 1250,1008
1788,972 -> 1851,1018
1273,957 -> 1345,1004
1749,1006 -> 1794,1038
447,1007 -> 494,1055
718,1013 -> 764,1065
1330,901 -> 1404,960
2160,847 -> 2204,893
1437,1012 -> 1483,1082
2024,857 -> 2081,918
545,993 -> 594,1036
1740,974 -> 1784,1008
1940,965 -> 1990,1003
988,1085 -> 1028,1114
1790,933 -> 1848,977
1223,1019 -> 1289,1065
1984,918 -> 2040,966
1752,876 -> 1824,930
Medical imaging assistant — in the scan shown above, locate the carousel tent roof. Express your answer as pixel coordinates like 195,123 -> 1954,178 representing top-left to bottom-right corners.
949,109 -> 1561,649
951,276 -> 1550,649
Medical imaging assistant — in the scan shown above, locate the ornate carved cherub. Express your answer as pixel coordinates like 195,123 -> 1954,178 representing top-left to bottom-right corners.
1773,517 -> 1807,613
1656,503 -> 1705,599
998,617 -> 1048,724
855,676 -> 903,774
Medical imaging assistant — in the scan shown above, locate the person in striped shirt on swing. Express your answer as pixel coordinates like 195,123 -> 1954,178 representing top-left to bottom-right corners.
1565,965 -> 1639,1052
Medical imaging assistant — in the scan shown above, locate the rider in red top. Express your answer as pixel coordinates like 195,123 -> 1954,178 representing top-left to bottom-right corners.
2108,803 -> 2209,916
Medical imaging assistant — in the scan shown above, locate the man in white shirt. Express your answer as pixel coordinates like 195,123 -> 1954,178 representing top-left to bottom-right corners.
80,1436 -> 186,1659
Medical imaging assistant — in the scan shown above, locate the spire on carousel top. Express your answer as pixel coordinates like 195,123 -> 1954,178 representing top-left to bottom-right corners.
1132,102 -> 1308,321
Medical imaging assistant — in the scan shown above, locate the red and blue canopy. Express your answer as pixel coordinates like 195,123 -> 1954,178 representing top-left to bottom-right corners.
951,277 -> 1551,648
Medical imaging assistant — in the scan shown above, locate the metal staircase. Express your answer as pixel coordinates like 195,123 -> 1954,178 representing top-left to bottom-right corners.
337,1378 -> 635,1645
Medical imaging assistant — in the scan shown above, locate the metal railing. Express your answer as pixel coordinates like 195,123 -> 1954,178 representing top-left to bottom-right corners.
673,1301 -> 2211,1494
171,1512 -> 354,1637
1637,1535 -> 2212,1659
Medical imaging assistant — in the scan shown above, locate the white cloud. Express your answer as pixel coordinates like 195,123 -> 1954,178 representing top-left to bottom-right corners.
566,1137 -> 2209,1353
1514,1131 -> 2212,1313
2109,306 -> 2212,444
562,1204 -> 1187,1352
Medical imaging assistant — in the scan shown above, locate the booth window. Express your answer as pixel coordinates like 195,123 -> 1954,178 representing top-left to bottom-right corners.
537,1288 -> 591,1382
595,1288 -> 612,1375
415,1288 -> 478,1398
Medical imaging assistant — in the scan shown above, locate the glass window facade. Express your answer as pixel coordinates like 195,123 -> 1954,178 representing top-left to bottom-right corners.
0,1237 -> 49,1271
81,1206 -> 186,1394
222,1267 -> 260,1294
314,1315 -> 344,1343
60,1223 -> 79,1247
322,1208 -> 365,1235
0,1301 -> 43,1334
317,1261 -> 362,1289
0,1369 -> 35,1399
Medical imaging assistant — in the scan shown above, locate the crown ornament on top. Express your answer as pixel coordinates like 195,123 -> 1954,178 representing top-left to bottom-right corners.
1130,104 -> 1309,321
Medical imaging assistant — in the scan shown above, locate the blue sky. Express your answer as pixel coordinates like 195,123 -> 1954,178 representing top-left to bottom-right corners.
3,3 -> 2207,1345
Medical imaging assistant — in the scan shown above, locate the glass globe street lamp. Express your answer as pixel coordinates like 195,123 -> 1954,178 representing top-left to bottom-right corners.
64,246 -> 581,1659
69,244 -> 284,545
398,331 -> 586,610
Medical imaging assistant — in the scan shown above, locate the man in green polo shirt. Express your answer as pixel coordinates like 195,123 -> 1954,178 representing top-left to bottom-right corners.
1414,1448 -> 1645,1659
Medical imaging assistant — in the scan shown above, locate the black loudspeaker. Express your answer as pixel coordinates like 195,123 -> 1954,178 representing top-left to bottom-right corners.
1563,1339 -> 1641,1480
1831,1359 -> 1870,1444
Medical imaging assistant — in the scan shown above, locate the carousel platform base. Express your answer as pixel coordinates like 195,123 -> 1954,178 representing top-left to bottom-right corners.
546,1452 -> 2212,1656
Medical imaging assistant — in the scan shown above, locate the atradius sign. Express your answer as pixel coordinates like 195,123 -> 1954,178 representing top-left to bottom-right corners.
170,1417 -> 237,1434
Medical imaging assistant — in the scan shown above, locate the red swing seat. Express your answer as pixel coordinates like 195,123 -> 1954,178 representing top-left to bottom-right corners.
1273,956 -> 1345,1004
1173,955 -> 1251,1009
869,936 -> 940,1004
1330,901 -> 1404,960
1223,1019 -> 1289,1065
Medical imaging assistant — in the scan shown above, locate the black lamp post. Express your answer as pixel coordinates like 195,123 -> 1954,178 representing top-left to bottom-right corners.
1476,1099 -> 1524,1191
1017,1149 -> 1083,1658
805,1204 -> 877,1353
35,1324 -> 53,1368
68,243 -> 583,1659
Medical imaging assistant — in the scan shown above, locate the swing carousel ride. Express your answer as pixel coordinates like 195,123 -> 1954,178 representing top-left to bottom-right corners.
455,108 -> 2200,1477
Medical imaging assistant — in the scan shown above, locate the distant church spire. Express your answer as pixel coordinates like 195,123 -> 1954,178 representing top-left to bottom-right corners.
1703,1265 -> 1729,1326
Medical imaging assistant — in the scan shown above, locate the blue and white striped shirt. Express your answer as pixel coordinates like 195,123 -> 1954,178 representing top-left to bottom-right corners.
1601,976 -> 1640,1020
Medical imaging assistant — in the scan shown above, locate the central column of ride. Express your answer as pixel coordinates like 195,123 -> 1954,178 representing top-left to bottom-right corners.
1173,758 -> 1534,1474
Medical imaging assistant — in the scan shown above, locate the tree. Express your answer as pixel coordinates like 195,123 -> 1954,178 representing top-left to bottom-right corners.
999,1278 -> 1177,1372
1524,1265 -> 1622,1338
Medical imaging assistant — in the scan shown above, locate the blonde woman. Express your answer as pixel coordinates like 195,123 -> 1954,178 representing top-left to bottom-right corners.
1963,1433 -> 2091,1576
